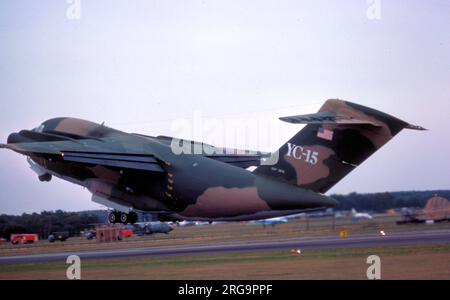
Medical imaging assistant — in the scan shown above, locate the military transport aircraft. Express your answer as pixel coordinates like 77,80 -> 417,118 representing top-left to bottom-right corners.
1,99 -> 425,224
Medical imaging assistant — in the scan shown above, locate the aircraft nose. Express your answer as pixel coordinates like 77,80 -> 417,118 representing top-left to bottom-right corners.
7,132 -> 23,144
7,131 -> 34,144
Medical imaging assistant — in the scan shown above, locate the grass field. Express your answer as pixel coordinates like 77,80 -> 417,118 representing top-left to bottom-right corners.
1,215 -> 449,257
1,215 -> 449,279
1,243 -> 450,279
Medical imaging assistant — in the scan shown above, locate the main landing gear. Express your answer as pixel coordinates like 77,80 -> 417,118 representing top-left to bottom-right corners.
108,211 -> 138,224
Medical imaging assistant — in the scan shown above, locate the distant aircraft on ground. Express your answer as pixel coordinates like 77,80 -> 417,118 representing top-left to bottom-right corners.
398,194 -> 450,224
177,220 -> 196,227
351,208 -> 373,221
1,99 -> 424,224
177,220 -> 216,227
253,216 -> 289,227
132,222 -> 173,235
422,195 -> 450,221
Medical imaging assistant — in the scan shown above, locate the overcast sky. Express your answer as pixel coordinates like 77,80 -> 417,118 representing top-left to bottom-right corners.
0,0 -> 449,215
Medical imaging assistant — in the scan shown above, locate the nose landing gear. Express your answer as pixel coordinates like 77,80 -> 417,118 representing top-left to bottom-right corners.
108,211 -> 138,224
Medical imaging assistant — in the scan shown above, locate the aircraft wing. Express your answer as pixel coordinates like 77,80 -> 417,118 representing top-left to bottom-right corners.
1,140 -> 85,155
1,140 -> 165,173
151,135 -> 270,168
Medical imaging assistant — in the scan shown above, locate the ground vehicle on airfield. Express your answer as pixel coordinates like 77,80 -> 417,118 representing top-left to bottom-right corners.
48,231 -> 70,242
10,234 -> 39,245
121,228 -> 134,238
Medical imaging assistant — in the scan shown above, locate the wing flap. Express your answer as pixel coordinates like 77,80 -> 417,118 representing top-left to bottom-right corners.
62,151 -> 159,163
142,134 -> 270,169
62,151 -> 165,172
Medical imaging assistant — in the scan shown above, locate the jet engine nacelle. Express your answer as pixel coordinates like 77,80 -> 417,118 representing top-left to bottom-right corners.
27,157 -> 52,182
38,173 -> 52,182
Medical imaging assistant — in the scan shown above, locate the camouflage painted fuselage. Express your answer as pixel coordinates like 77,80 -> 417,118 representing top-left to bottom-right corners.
2,99 -> 423,221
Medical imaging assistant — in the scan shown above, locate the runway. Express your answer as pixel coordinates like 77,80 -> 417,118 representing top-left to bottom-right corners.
1,229 -> 449,265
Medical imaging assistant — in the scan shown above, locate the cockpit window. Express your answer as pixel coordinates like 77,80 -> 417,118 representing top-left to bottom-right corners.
32,124 -> 45,133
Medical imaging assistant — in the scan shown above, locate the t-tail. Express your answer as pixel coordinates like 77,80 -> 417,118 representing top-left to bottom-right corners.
254,99 -> 425,193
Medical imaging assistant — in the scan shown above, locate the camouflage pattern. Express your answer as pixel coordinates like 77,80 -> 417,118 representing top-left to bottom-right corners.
0,100 -> 424,222
255,99 -> 425,193
422,195 -> 450,221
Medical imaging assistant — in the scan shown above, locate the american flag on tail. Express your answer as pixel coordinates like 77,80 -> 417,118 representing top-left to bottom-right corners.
317,127 -> 334,141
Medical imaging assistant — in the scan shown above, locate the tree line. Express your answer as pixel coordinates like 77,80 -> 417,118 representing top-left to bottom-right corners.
0,210 -> 106,240
331,190 -> 450,212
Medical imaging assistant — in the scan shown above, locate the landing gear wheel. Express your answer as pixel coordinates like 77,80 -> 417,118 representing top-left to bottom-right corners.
128,212 -> 138,224
120,212 -> 129,224
108,211 -> 119,224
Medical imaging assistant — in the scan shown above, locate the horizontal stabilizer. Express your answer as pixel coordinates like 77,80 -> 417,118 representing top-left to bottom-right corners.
279,112 -> 382,126
280,111 -> 426,131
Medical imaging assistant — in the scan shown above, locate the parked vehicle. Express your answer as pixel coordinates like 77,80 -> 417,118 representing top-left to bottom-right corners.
48,231 -> 70,242
121,229 -> 134,238
10,234 -> 39,245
